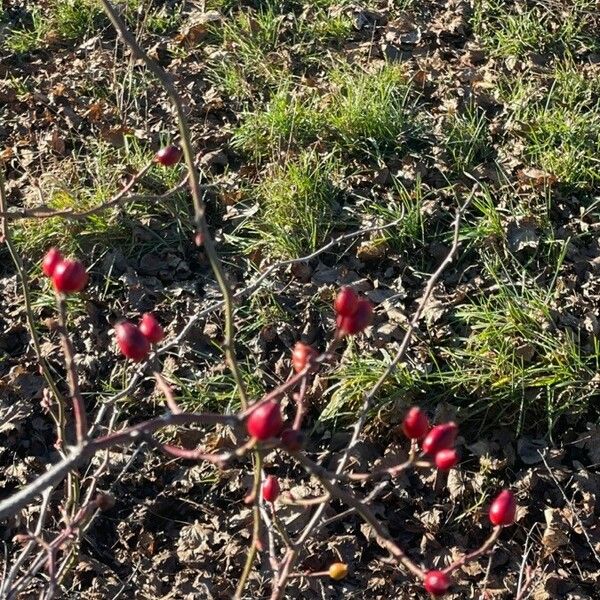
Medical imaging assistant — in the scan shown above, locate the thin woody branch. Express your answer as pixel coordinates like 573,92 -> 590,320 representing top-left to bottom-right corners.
55,295 -> 88,445
0,410 -> 239,521
0,162 -> 157,220
288,450 -> 425,580
99,0 -> 249,410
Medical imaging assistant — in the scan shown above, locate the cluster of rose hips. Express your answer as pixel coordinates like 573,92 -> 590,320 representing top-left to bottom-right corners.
247,288 -> 375,503
40,250 -> 517,596
115,314 -> 164,362
402,406 -> 459,470
398,406 -> 517,595
334,286 -> 373,336
42,249 -> 164,362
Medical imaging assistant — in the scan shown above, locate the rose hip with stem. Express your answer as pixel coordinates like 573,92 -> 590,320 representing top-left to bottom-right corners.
291,342 -> 318,373
334,286 -> 359,316
422,422 -> 458,456
435,449 -> 458,470
489,489 -> 517,526
336,298 -> 373,335
262,475 -> 280,503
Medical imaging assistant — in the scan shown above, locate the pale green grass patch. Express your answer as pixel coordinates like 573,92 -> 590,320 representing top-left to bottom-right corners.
443,105 -> 492,174
234,64 -> 416,159
430,258 -> 599,433
499,62 -> 600,188
247,150 -> 339,259
320,349 -> 418,424
472,0 -> 598,58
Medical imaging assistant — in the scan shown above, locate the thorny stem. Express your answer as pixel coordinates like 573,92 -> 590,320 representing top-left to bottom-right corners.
99,0 -> 249,410
234,451 -> 263,599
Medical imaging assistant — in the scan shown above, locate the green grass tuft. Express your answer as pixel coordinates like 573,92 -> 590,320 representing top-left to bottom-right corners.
234,64 -> 416,160
472,0 -> 599,58
320,349 -> 418,424
247,150 -> 339,259
430,260 -> 600,433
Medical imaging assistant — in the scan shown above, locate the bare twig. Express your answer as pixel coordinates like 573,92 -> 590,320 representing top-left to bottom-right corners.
0,410 -> 239,521
55,295 -> 88,445
443,527 -> 502,575
0,162 -> 160,220
234,451 -> 264,599
289,451 -> 425,579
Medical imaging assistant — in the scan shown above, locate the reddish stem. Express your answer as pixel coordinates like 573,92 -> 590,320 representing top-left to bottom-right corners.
56,295 -> 88,444
443,526 -> 502,575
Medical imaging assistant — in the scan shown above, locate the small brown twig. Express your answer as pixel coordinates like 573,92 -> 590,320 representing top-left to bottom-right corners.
515,565 -> 537,600
234,450 -> 264,599
288,450 -> 425,580
443,526 -> 502,575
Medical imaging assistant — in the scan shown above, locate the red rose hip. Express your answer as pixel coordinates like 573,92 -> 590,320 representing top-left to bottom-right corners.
334,286 -> 359,316
424,570 -> 450,596
489,490 -> 516,526
291,342 -> 318,373
115,321 -> 150,362
422,422 -> 458,456
155,145 -> 182,166
52,259 -> 88,293
139,313 -> 164,344
42,248 -> 63,277
262,475 -> 280,503
337,298 -> 373,335
402,406 -> 429,439
435,449 -> 458,470
246,400 -> 283,441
